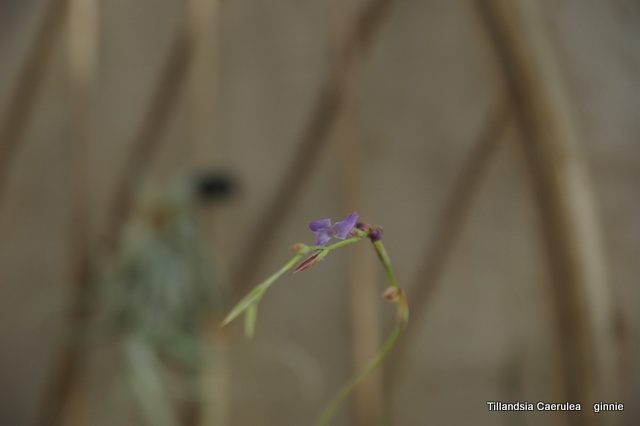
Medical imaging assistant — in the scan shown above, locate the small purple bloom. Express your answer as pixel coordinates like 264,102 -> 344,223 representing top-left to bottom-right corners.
309,213 -> 359,246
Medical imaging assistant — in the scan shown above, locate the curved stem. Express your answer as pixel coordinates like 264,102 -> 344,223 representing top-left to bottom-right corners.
372,241 -> 398,288
315,239 -> 406,426
314,324 -> 402,426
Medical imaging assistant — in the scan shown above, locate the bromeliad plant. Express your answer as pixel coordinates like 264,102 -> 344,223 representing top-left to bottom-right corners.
222,213 -> 408,426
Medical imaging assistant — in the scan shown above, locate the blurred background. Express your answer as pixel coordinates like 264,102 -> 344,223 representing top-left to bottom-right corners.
0,0 -> 638,425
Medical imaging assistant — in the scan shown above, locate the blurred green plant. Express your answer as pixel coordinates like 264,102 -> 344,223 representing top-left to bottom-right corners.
96,179 -> 225,426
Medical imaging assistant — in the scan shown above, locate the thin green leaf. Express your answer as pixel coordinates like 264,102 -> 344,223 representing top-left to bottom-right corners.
221,286 -> 264,326
244,304 -> 258,338
221,252 -> 306,327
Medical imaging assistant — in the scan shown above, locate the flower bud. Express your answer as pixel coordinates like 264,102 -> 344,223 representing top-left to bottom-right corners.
382,287 -> 409,326
369,228 -> 383,242
290,243 -> 310,253
294,252 -> 322,273
381,286 -> 401,302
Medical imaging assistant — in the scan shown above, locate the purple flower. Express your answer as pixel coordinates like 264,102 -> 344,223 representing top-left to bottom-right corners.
309,213 -> 359,246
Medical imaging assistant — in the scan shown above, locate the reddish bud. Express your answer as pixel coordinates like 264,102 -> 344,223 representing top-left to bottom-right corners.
294,253 -> 321,273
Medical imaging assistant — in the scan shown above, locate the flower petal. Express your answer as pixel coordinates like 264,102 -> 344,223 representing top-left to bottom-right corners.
314,229 -> 332,246
309,218 -> 331,232
332,213 -> 358,239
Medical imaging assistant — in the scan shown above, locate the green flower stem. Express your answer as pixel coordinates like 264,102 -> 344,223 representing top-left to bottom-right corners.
373,240 -> 398,288
266,251 -> 307,286
307,235 -> 366,259
323,235 -> 364,251
223,238 -> 367,328
222,229 -> 408,425
221,251 -> 306,326
375,240 -> 409,326
314,238 -> 408,426
314,324 -> 403,426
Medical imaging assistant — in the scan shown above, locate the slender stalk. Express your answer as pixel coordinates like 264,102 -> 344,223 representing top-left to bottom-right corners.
314,325 -> 402,426
258,252 -> 306,289
224,237 -> 368,325
36,1 -> 97,425
331,0 -> 384,422
185,1 -> 228,424
314,239 -> 406,426
224,234 -> 405,426
473,1 -> 618,423
221,251 -> 306,326
323,236 -> 362,251
372,241 -> 398,288
107,11 -> 193,246
387,100 -> 511,383
0,0 -> 67,208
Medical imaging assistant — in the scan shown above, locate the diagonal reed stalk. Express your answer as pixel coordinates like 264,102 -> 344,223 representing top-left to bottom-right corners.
0,0 -> 67,209
107,7 -> 194,247
388,100 -> 512,384
331,0 -> 385,424
186,1 -> 229,425
36,0 -> 97,425
473,1 -> 619,425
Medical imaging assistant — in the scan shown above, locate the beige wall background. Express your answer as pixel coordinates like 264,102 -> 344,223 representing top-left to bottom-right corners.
0,0 -> 638,425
